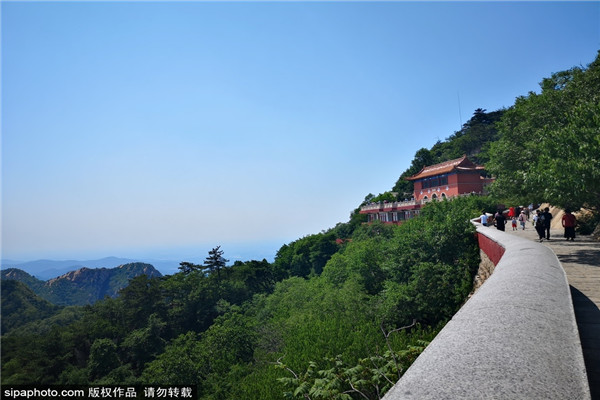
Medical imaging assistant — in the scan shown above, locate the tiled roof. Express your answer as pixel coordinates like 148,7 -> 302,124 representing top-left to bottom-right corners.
406,155 -> 481,180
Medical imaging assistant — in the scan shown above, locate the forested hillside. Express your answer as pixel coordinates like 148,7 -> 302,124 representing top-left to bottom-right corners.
2,52 -> 598,399
1,196 -> 495,399
0,280 -> 59,335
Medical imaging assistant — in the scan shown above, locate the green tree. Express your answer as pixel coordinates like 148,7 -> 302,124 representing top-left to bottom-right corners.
203,246 -> 229,281
273,233 -> 339,278
178,261 -> 200,274
392,148 -> 433,197
141,331 -> 203,385
118,274 -> 165,331
88,338 -> 120,381
121,313 -> 167,372
322,238 -> 389,295
487,51 -> 600,212
142,306 -> 257,398
229,259 -> 283,295
1,280 -> 59,335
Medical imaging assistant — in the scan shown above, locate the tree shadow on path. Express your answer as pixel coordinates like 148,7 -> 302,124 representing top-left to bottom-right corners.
542,233 -> 600,268
557,247 -> 600,266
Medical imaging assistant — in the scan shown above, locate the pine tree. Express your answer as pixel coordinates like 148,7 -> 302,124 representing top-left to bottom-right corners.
203,246 -> 228,281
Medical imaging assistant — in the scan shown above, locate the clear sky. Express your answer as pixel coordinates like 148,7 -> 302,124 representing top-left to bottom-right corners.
2,1 -> 599,263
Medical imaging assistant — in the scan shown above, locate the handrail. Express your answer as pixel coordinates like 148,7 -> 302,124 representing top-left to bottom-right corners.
382,220 -> 591,399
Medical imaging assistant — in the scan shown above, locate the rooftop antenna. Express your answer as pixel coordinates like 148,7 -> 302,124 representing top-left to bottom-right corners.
457,91 -> 463,130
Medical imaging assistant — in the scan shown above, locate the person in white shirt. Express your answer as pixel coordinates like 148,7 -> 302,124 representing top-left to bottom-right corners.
479,212 -> 488,226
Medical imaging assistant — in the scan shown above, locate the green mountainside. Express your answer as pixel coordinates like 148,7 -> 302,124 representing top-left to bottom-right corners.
1,263 -> 162,306
1,196 -> 493,393
0,280 -> 59,335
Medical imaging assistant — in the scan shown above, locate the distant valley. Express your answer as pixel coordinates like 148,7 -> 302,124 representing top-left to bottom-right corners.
1,262 -> 162,306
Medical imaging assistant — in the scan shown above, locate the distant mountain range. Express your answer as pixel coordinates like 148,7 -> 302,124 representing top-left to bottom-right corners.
1,263 -> 162,306
1,256 -> 179,279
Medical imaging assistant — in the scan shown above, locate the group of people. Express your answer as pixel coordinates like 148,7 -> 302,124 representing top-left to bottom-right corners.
479,206 -> 577,242
533,207 -> 554,242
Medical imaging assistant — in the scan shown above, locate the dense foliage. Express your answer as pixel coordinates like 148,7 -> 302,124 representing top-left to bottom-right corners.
1,196 -> 487,399
0,280 -> 59,335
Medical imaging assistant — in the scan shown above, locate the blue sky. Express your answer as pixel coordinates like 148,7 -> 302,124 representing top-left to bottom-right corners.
2,1 -> 599,264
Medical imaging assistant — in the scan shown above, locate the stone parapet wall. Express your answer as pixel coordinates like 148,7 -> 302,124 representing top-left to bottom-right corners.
383,221 -> 591,400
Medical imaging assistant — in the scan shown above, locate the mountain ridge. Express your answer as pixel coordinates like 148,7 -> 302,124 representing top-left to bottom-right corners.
0,256 -> 140,280
1,262 -> 162,306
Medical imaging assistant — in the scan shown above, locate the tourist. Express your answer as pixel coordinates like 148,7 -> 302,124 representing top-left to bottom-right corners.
511,217 -> 518,231
534,210 -> 545,242
479,212 -> 488,226
494,210 -> 506,231
508,206 -> 515,219
562,208 -> 577,241
518,210 -> 527,230
542,207 -> 553,240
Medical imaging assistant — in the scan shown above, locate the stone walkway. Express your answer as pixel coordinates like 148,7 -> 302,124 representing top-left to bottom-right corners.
506,224 -> 600,399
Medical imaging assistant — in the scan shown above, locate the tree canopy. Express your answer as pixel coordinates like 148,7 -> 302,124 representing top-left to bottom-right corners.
487,51 -> 600,212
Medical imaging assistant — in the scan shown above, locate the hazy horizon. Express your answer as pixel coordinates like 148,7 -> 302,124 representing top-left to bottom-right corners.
3,1 -> 599,262
1,239 -> 283,269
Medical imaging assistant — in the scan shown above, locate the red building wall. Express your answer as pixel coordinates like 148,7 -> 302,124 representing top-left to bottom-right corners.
455,172 -> 487,194
414,172 -> 487,201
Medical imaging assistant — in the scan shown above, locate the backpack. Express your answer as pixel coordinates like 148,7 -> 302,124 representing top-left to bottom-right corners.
536,215 -> 545,228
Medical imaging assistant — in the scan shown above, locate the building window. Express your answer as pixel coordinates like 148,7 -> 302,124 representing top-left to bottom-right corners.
422,175 -> 447,189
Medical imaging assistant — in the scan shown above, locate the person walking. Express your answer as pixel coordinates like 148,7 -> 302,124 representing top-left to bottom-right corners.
494,210 -> 506,231
511,217 -> 518,231
534,210 -> 545,241
562,208 -> 577,241
518,211 -> 527,230
542,207 -> 553,240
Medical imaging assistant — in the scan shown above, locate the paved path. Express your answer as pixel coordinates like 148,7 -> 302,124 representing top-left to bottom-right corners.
505,224 -> 600,399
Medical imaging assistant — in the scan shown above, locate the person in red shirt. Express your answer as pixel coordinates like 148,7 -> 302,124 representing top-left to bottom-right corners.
562,209 -> 577,241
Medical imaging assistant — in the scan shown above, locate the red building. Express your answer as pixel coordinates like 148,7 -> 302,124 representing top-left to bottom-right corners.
360,155 -> 493,224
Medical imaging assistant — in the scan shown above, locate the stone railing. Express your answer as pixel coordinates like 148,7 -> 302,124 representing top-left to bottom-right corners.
360,199 -> 419,212
383,220 -> 591,399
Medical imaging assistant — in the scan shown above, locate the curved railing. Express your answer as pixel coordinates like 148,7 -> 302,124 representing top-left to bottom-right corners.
383,220 -> 591,399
